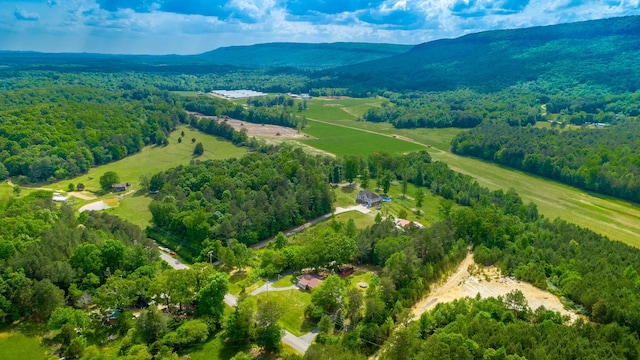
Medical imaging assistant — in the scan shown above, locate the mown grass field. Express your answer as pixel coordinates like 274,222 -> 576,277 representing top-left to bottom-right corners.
42,125 -> 247,227
254,290 -> 314,336
0,331 -> 51,360
301,119 -> 424,157
297,100 -> 640,247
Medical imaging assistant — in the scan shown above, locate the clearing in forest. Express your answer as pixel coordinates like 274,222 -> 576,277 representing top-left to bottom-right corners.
412,253 -> 580,322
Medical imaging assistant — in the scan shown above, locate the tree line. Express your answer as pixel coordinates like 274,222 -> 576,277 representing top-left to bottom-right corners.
451,121 -> 640,203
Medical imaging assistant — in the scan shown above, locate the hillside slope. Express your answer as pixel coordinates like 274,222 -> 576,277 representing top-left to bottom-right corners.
317,15 -> 640,93
194,42 -> 413,70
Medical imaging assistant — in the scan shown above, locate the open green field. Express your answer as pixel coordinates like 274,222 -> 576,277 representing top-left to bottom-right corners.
49,125 -> 246,194
0,331 -> 51,360
301,119 -> 424,157
300,116 -> 640,248
41,126 -> 247,227
304,96 -> 385,120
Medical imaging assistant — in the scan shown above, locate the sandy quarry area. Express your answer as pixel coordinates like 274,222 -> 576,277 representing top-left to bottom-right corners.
188,112 -> 306,140
412,253 -> 580,322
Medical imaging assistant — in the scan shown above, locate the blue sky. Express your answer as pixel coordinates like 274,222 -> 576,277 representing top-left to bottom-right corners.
1,0 -> 639,54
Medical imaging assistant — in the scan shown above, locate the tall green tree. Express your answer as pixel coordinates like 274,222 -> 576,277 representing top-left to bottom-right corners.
193,142 -> 204,156
136,306 -> 168,344
196,272 -> 228,325
99,171 -> 120,192
344,156 -> 360,184
415,188 -> 425,208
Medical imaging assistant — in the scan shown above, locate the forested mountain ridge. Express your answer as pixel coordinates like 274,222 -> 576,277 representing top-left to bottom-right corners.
319,15 -> 640,94
194,42 -> 413,70
2,16 -> 638,95
0,42 -> 412,73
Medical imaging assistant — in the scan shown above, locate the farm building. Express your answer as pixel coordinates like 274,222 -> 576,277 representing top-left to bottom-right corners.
356,190 -> 382,207
297,273 -> 324,291
113,183 -> 127,192
394,218 -> 425,230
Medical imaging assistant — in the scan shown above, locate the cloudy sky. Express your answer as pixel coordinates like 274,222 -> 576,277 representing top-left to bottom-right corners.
1,0 -> 639,55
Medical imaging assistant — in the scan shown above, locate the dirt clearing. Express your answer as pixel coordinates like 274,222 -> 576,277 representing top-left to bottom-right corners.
189,112 -> 305,140
412,253 -> 580,322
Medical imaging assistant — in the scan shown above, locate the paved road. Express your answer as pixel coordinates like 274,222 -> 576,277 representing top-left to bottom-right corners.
159,251 -> 190,270
283,329 -> 317,354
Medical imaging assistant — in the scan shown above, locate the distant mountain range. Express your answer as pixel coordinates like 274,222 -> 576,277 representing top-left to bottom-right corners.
318,15 -> 640,93
1,15 -> 638,93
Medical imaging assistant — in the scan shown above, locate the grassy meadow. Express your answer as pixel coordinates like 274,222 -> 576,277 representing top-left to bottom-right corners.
42,125 -> 247,227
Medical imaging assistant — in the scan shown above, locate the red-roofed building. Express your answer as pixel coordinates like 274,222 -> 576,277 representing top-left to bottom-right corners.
296,273 -> 324,291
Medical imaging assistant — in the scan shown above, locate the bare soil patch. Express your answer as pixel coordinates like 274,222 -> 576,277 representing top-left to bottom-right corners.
412,253 -> 580,322
188,112 -> 305,140
68,191 -> 97,200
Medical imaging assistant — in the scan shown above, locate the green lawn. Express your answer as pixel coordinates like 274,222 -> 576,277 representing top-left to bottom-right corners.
303,96 -> 385,121
0,182 -> 13,199
48,125 -> 246,194
255,290 -> 314,336
272,274 -> 296,288
184,334 -> 241,360
0,331 -> 51,360
334,211 -> 376,230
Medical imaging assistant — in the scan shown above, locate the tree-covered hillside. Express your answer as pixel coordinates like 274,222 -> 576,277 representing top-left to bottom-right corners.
320,16 -> 640,94
195,42 -> 412,70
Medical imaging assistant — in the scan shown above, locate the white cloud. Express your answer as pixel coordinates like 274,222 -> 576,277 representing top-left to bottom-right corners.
14,7 -> 40,21
0,0 -> 639,54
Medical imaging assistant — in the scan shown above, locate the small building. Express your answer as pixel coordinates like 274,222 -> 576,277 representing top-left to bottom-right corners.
339,265 -> 354,277
113,183 -> 127,192
297,273 -> 324,291
395,218 -> 425,230
356,190 -> 382,207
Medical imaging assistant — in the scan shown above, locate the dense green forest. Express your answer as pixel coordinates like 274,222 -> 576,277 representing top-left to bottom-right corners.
361,87 -> 640,129
0,86 -> 185,183
0,190 -> 157,324
379,296 -> 639,360
451,121 -> 640,202
147,146 -> 334,260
